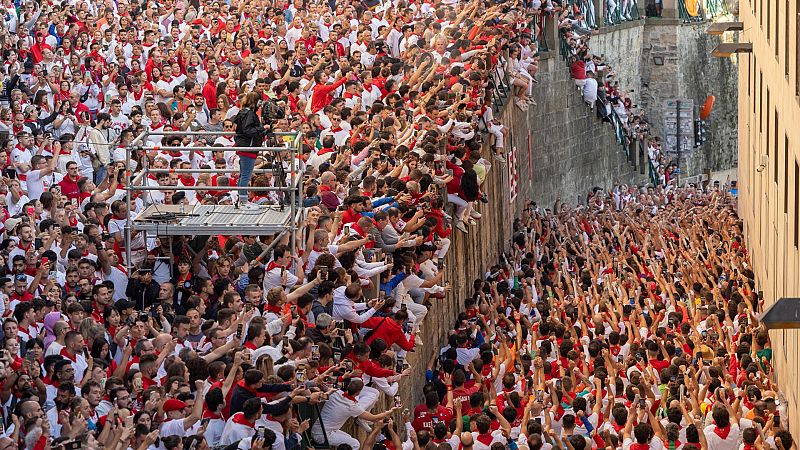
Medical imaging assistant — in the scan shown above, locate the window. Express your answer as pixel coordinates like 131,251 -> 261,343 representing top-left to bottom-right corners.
785,135 -> 790,213
774,111 -> 779,184
767,0 -> 771,44
785,0 -> 790,73
795,160 -> 799,248
765,89 -> 770,152
759,72 -> 764,132
797,0 -> 800,96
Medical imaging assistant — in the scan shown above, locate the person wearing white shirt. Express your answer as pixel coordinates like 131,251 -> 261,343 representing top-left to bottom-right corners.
583,71 -> 599,106
25,152 -> 61,200
219,398 -> 262,446
703,406 -> 741,450
311,379 -> 399,450
262,245 -> 302,294
331,284 -> 381,324
159,380 -> 205,440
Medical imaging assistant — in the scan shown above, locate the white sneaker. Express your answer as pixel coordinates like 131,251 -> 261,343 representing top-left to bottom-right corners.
470,211 -> 482,219
468,218 -> 478,226
455,221 -> 468,233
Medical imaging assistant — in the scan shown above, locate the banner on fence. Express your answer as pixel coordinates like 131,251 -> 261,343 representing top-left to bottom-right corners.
508,146 -> 519,203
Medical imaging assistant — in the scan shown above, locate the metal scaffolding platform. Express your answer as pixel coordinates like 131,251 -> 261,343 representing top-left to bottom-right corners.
132,204 -> 297,236
123,129 -> 304,271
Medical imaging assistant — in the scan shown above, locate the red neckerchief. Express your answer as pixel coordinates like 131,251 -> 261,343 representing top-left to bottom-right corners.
236,379 -> 259,396
59,347 -> 77,362
244,341 -> 257,350
202,409 -> 222,420
266,261 -> 284,272
231,412 -> 255,427
630,444 -> 650,450
476,433 -> 494,446
713,424 -> 731,440
343,392 -> 358,403
667,441 -> 682,450
265,303 -> 282,314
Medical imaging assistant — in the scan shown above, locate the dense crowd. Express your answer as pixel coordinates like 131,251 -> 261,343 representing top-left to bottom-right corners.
0,0 -> 547,448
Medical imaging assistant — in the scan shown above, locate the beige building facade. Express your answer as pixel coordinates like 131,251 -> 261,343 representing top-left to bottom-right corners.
737,0 -> 800,435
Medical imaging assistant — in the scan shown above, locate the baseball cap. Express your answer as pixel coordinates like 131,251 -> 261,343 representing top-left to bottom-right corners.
3,217 -> 22,233
163,399 -> 187,412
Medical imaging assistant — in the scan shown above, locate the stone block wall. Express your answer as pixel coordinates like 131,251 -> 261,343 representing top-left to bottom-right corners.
587,23 -> 647,107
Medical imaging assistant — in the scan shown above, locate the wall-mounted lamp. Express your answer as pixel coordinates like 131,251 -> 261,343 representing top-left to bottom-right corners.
759,298 -> 800,329
653,56 -> 664,65
711,42 -> 753,57
706,22 -> 744,35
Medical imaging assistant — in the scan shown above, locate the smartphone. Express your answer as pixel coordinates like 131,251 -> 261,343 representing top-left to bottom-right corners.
386,253 -> 393,265
296,369 -> 306,382
773,414 -> 780,427
345,360 -> 353,372
34,237 -> 43,249
320,267 -> 329,281
290,305 -> 298,319
402,362 -> 410,371
245,303 -> 252,313
26,206 -> 34,216
342,225 -> 350,236
400,302 -> 407,312
236,323 -> 243,340
333,349 -> 342,362
282,335 -> 289,348
311,345 -> 319,360
437,258 -> 443,270
639,398 -> 646,409
280,266 -> 286,278
394,394 -> 402,407
63,441 -> 82,450
257,426 -> 266,439
41,256 -> 49,267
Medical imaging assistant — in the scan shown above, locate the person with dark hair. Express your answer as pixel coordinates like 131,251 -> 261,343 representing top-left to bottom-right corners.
312,378 -> 399,450
704,404 -> 741,450
233,91 -> 267,201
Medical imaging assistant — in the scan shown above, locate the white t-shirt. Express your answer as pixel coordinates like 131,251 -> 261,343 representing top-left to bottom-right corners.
623,436 -> 665,450
704,424 -> 741,450
312,391 -> 365,434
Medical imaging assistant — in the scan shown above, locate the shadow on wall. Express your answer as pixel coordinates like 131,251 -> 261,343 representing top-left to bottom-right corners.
676,24 -> 738,174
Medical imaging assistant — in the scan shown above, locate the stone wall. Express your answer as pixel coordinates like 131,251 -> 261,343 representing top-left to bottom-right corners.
586,18 -> 740,177
675,23 -> 739,173
587,22 -> 646,107
638,18 -> 739,175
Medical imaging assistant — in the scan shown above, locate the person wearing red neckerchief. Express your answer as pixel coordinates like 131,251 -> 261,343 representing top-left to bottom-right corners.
311,378 -> 399,449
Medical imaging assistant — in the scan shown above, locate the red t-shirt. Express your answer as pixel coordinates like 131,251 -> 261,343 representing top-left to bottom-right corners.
412,404 -> 453,431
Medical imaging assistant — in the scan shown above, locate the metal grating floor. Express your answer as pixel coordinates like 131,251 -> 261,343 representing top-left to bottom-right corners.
133,204 -> 293,235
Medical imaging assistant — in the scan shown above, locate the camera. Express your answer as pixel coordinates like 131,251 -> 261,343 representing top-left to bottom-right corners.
261,98 -> 285,121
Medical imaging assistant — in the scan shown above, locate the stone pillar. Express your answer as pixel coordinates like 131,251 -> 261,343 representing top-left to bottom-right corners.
661,0 -> 679,18
593,0 -> 605,28
544,12 -> 559,55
